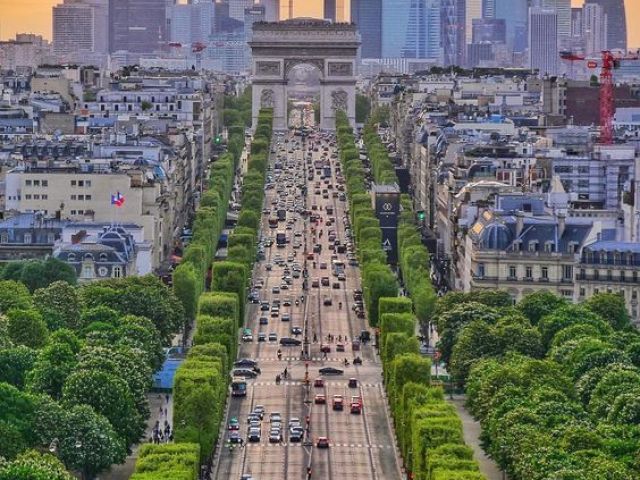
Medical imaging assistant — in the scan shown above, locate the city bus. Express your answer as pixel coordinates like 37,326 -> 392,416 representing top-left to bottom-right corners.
231,377 -> 247,397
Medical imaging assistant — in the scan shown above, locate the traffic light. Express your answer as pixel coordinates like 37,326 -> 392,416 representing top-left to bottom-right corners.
214,135 -> 222,144
417,210 -> 425,222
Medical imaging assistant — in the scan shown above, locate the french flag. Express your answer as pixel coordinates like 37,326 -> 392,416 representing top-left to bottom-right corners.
111,192 -> 125,207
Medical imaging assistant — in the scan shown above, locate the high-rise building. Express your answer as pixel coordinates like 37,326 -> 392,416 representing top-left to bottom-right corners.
529,7 -> 558,75
324,0 -> 336,21
382,0 -> 441,61
169,1 -> 213,45
109,0 -> 167,53
466,0 -> 483,44
492,0 -> 528,53
53,1 -> 96,55
534,0 -> 571,38
442,0 -> 465,66
583,3 -> 607,56
261,0 -> 280,21
351,0 -> 382,58
585,0 -> 627,52
229,0 -> 254,22
472,18 -> 506,44
84,0 -> 109,54
482,0 -> 495,19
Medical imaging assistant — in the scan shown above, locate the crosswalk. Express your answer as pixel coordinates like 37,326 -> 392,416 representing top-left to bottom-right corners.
248,381 -> 381,387
254,356 -> 358,362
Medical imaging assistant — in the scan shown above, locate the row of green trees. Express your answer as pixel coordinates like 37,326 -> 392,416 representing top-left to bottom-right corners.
362,117 -> 397,184
337,110 -> 484,479
335,110 -> 398,325
436,290 -> 640,479
131,443 -> 200,480
0,276 -> 184,479
131,106 -> 273,478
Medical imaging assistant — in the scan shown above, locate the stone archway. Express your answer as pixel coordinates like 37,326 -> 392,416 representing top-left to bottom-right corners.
249,18 -> 360,131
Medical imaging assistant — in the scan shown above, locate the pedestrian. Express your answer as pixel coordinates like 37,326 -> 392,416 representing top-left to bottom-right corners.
165,393 -> 170,403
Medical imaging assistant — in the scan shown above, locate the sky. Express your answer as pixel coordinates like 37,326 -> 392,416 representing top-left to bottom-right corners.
0,0 -> 637,47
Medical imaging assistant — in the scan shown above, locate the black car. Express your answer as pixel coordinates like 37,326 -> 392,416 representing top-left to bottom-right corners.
234,358 -> 258,369
319,367 -> 343,375
232,368 -> 258,378
290,326 -> 303,335
280,337 -> 302,346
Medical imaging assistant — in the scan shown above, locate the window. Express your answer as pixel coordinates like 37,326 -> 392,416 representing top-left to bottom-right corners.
78,180 -> 84,187
77,210 -> 84,215
33,180 -> 40,186
577,180 -> 589,188
594,288 -> 600,294
477,263 -> 485,278
0,233 -> 8,244
25,194 -> 32,200
71,180 -> 76,186
42,194 -> 48,200
23,233 -> 32,244
99,253 -> 108,262
561,290 -> 573,297
529,241 -> 538,252
579,287 -> 586,297
509,265 -> 517,278
634,271 -> 638,282
33,194 -> 39,200
607,270 -> 613,281
71,195 -> 76,200
82,265 -> 93,278
541,267 -> 548,280
47,233 -> 55,243
525,266 -> 533,279
113,266 -> 122,278
85,195 -> 92,201
544,242 -> 554,253
594,270 -> 600,280
633,291 -> 638,300
85,180 -> 91,187
70,210 -> 76,215
621,271 -> 626,281
67,253 -> 76,261
78,195 -> 84,201
563,265 -> 573,280
25,180 -> 32,186
98,266 -> 109,277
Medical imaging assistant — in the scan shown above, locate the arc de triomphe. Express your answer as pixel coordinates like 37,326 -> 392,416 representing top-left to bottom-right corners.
249,19 -> 360,131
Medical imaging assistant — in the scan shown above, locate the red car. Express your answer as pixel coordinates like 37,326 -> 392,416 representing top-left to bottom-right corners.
316,437 -> 330,448
315,394 -> 326,404
314,378 -> 324,388
320,345 -> 331,353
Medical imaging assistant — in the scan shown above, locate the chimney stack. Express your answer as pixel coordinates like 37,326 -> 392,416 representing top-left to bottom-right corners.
515,210 -> 524,237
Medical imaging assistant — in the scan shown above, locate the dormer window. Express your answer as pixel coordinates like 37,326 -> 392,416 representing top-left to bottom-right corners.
23,233 -> 32,244
528,241 -> 538,252
67,253 -> 76,261
544,241 -> 554,253
99,253 -> 108,262
0,233 -> 8,244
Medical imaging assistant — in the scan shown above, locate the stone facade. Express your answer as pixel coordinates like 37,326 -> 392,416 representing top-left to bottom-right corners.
249,19 -> 360,131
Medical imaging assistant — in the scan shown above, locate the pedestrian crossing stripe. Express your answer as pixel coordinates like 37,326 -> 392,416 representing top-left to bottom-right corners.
253,357 -> 359,362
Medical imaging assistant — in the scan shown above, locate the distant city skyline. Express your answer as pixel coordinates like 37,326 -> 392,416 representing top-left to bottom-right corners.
0,0 -> 638,48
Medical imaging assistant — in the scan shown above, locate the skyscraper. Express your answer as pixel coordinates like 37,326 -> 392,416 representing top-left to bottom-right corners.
441,0 -> 465,66
53,1 -> 95,55
324,0 -> 336,21
261,0 -> 280,21
169,1 -> 213,45
534,0 -> 571,38
351,0 -> 382,58
465,0 -> 483,45
383,0 -> 441,60
585,0 -> 627,52
492,0 -> 528,53
583,3 -> 608,56
229,0 -> 254,22
109,0 -> 167,53
529,7 -> 558,75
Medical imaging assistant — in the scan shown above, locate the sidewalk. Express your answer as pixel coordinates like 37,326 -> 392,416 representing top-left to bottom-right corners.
98,393 -> 174,480
448,396 -> 505,480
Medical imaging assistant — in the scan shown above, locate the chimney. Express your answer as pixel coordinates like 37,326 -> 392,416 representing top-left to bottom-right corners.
515,210 -> 524,237
558,212 -> 566,238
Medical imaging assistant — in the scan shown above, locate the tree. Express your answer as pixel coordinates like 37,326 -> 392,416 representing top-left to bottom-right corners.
173,263 -> 199,327
0,280 -> 32,313
7,308 -> 48,348
63,368 -> 144,446
0,450 -> 74,480
0,346 -> 36,389
32,281 -> 82,331
584,293 -> 631,331
355,94 -> 371,123
517,290 -> 567,325
0,383 -> 38,452
116,315 -> 164,371
450,320 -> 502,381
26,341 -> 78,400
131,443 -> 200,480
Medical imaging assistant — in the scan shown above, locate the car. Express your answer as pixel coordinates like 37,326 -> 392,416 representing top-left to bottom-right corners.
283,297 -> 292,306
260,302 -> 270,311
290,326 -> 302,335
336,343 -> 345,352
314,378 -> 324,388
272,286 -> 280,294
242,332 -> 253,342
332,282 -> 341,290
233,368 -> 258,378
269,412 -> 282,423
269,428 -> 282,443
257,333 -> 266,342
228,417 -> 240,430
253,405 -> 265,419
323,297 -> 332,306
321,277 -> 330,286
288,417 -> 302,429
289,427 -> 304,442
316,437 -> 330,448
312,279 -> 320,288
338,273 -> 346,281
352,339 -> 361,351
348,378 -> 358,388
259,316 -> 269,325
319,367 -> 344,375
229,431 -> 242,444
332,395 -> 344,410
281,313 -> 291,322
320,345 -> 331,353
281,283 -> 289,290
271,309 -> 280,318
268,332 -> 278,342
320,262 -> 327,270
234,358 -> 258,368
315,394 -> 326,404
280,337 -> 302,346
247,413 -> 261,424
248,427 -> 261,442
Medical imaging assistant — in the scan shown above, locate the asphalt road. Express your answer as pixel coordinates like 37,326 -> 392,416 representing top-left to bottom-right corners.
213,130 -> 401,480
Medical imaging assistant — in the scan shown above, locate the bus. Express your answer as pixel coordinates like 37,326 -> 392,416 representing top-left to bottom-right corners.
276,231 -> 287,248
231,377 -> 247,397
332,260 -> 345,277
268,217 -> 278,228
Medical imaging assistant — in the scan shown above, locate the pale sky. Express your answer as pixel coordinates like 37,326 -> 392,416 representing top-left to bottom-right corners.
0,0 -> 637,47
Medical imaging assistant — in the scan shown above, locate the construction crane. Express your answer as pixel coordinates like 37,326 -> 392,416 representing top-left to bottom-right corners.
561,50 -> 639,144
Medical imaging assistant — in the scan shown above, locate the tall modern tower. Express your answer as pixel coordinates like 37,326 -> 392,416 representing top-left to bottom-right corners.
53,1 -> 96,55
529,7 -> 558,75
534,0 -> 571,38
324,0 -> 336,21
109,0 -> 167,53
583,3 -> 608,56
466,0 -> 483,45
351,0 -> 382,58
261,0 -> 280,21
229,0 -> 254,22
442,0 -> 465,66
383,0 -> 441,60
492,0 -> 528,53
585,0 -> 627,52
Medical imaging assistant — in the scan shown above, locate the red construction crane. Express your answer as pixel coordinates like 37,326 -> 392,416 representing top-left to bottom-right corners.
561,50 -> 639,144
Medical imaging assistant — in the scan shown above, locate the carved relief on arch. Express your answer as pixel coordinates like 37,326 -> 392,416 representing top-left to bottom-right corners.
330,89 -> 348,112
260,89 -> 275,108
284,58 -> 325,78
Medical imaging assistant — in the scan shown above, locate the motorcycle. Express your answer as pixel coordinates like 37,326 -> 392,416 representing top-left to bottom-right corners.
353,357 -> 362,365
275,374 -> 281,384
